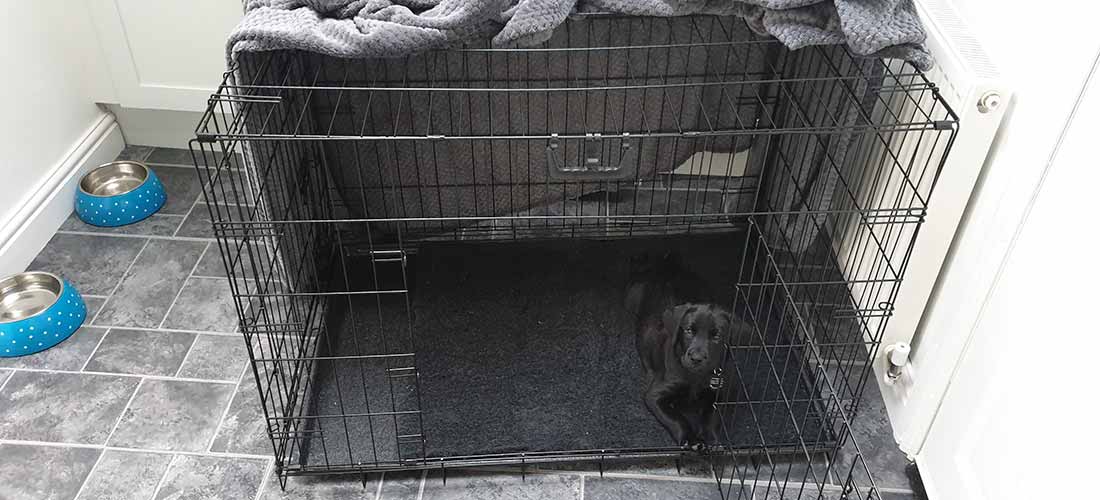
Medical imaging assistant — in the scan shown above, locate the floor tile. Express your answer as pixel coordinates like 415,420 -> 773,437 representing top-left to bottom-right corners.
904,463 -> 928,500
759,483 -> 843,499
146,147 -> 199,166
177,334 -> 247,381
154,147 -> 240,169
419,469 -> 581,500
0,326 -> 107,371
192,242 -> 228,277
379,470 -> 426,499
116,145 -> 155,162
380,472 -> 426,498
205,168 -> 255,205
541,457 -> 714,479
193,241 -> 270,280
175,203 -> 218,238
259,473 -> 379,500
161,277 -> 238,332
210,372 -> 270,455
60,212 -> 184,237
28,233 -> 146,296
84,329 -> 195,376
153,455 -> 268,500
545,455 -> 819,487
84,296 -> 106,320
0,371 -> 138,444
174,203 -> 212,238
879,491 -> 919,500
584,477 -> 722,500
835,381 -> 913,490
151,165 -> 204,215
77,450 -> 174,500
736,453 -> 836,488
0,444 -> 100,500
109,379 -> 234,452
176,202 -> 257,240
94,240 -> 206,328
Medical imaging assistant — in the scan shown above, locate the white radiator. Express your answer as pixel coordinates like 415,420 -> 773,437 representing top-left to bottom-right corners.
871,0 -> 1011,455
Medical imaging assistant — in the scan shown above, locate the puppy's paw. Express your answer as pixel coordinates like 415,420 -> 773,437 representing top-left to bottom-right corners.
680,438 -> 708,454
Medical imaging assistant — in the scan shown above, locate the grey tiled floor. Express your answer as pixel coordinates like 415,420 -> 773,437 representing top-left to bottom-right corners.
1,145 -> 924,499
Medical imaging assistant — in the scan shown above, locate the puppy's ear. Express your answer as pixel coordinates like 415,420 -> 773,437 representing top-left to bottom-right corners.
715,307 -> 731,323
663,304 -> 695,338
714,308 -> 733,341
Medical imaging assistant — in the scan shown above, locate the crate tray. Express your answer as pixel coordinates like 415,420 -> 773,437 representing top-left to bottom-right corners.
295,235 -> 832,468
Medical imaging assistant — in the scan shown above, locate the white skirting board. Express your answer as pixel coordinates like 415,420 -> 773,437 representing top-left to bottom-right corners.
0,112 -> 124,277
107,105 -> 208,150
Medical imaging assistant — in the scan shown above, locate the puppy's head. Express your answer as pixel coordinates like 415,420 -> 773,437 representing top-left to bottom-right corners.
664,304 -> 732,375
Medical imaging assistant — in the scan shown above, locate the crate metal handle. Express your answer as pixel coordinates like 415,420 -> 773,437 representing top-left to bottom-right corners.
547,133 -> 633,173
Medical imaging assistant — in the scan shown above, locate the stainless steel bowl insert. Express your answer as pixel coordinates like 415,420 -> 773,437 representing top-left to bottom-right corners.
0,272 -> 63,323
79,161 -> 150,197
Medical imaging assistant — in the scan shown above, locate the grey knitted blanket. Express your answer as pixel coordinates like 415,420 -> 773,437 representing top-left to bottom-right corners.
230,0 -> 931,69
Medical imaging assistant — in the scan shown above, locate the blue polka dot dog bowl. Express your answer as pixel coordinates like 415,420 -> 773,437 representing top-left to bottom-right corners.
0,272 -> 86,357
75,161 -> 166,227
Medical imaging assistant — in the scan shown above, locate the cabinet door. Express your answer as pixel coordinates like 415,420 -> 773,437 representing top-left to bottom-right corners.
917,56 -> 1099,500
87,0 -> 242,112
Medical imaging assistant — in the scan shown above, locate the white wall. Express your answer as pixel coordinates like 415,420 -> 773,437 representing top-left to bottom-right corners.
0,1 -> 123,275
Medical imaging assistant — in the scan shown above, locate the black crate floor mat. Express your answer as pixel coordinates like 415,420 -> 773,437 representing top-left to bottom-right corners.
296,235 -> 831,468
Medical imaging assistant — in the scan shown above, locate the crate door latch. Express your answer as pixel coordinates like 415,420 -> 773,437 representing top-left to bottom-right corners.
546,133 -> 635,180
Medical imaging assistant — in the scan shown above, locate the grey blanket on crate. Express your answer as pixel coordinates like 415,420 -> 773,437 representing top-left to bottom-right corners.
230,0 -> 930,69
229,1 -> 923,254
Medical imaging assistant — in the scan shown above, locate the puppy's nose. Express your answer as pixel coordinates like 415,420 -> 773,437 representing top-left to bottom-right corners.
688,351 -> 706,364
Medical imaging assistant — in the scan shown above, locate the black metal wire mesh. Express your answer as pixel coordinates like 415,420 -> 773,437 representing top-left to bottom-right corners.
191,14 -> 956,499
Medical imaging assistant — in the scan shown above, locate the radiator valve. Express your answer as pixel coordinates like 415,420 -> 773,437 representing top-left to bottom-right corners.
884,343 -> 911,384
977,91 -> 1002,113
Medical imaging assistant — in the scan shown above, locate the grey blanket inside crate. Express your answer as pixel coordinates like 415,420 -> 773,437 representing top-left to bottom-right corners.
229,0 -> 930,70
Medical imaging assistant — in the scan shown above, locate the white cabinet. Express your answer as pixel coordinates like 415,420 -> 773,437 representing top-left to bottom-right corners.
86,0 -> 243,112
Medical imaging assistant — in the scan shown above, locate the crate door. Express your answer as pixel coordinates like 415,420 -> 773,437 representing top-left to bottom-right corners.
317,239 -> 427,468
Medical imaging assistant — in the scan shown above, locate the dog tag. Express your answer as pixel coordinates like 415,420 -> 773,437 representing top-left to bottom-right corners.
709,369 -> 724,390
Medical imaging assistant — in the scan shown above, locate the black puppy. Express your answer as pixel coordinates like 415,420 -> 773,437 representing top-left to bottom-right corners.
626,253 -> 739,451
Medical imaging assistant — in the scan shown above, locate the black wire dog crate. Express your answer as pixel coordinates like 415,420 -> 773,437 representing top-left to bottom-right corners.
192,14 -> 956,499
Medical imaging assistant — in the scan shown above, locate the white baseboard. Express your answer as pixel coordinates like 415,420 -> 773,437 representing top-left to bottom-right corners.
0,113 -> 124,277
108,104 -> 213,150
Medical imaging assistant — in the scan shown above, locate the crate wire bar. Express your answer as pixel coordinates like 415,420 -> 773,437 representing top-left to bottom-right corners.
192,14 -> 957,500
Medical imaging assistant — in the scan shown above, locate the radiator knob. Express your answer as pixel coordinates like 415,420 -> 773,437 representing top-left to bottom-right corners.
884,342 -> 911,384
977,91 -> 1002,113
